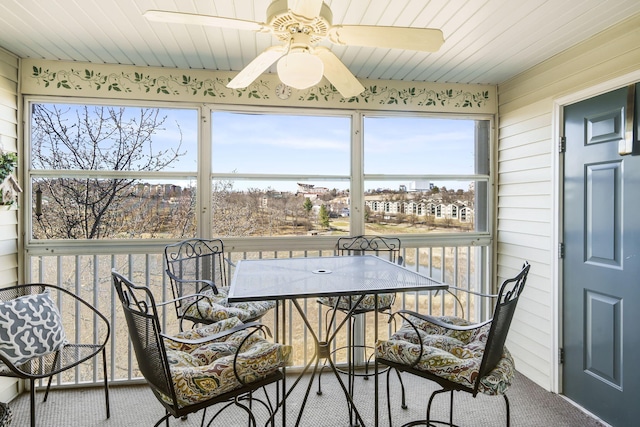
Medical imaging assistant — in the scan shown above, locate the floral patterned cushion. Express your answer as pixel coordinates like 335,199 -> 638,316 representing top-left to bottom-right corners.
318,293 -> 396,312
162,317 -> 292,408
375,315 -> 515,396
181,287 -> 276,323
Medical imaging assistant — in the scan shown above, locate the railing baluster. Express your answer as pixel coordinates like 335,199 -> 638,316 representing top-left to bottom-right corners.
26,242 -> 487,387
93,254 -> 99,384
127,254 -> 134,381
110,254 -> 117,383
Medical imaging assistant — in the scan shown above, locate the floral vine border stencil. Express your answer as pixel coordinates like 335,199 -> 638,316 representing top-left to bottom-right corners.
0,147 -> 20,207
30,65 -> 490,109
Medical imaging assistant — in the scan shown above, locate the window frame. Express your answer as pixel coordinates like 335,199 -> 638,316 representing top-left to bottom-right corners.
24,96 -> 202,245
358,111 -> 494,239
205,104 -> 355,240
23,97 -> 494,250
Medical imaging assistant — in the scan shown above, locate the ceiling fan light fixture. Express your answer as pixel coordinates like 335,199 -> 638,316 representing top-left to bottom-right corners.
276,49 -> 324,89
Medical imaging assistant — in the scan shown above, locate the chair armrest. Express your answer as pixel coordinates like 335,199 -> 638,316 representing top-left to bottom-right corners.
445,286 -> 498,299
383,310 -> 492,369
165,269 -> 219,294
161,321 -> 271,346
163,320 -> 278,387
157,293 -> 215,308
232,324 -> 279,384
394,309 -> 493,332
430,286 -> 497,319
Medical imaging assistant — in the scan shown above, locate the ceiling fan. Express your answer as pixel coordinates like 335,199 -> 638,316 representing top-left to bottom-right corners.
144,0 -> 444,98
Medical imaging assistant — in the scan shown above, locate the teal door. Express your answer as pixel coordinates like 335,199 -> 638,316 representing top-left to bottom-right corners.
563,83 -> 640,426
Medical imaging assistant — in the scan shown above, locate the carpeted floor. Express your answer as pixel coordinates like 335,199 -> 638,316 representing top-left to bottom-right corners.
6,371 -> 608,426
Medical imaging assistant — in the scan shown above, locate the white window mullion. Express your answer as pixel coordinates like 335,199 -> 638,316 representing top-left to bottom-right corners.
351,112 -> 364,236
199,105 -> 213,239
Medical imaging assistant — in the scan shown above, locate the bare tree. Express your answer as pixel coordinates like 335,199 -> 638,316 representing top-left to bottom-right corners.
31,104 -> 187,239
211,180 -> 260,237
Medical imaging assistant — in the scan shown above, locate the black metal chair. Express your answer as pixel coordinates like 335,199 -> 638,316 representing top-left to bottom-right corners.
0,283 -> 110,427
316,235 -> 405,419
164,238 -> 275,330
376,261 -> 531,427
111,270 -> 291,427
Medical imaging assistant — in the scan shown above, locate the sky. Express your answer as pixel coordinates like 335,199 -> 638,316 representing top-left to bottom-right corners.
210,111 -> 478,192
33,103 -> 480,192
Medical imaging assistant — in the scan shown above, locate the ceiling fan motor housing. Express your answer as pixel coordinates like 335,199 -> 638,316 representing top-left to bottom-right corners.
267,0 -> 333,43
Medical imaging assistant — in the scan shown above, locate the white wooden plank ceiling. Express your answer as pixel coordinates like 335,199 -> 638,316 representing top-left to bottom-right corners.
1,0 -> 639,85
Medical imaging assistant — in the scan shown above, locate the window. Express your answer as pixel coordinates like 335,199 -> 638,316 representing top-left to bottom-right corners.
363,115 -> 490,234
210,110 -> 351,237
29,102 -> 198,240
27,102 -> 491,241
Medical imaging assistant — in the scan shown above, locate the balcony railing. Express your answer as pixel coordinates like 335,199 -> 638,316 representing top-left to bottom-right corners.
26,238 -> 490,389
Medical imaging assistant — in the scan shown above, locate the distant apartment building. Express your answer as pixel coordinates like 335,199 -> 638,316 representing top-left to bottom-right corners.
132,182 -> 186,200
365,194 -> 474,223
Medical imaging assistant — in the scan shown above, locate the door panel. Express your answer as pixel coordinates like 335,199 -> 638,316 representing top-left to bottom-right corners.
563,83 -> 640,426
584,290 -> 622,388
585,161 -> 621,266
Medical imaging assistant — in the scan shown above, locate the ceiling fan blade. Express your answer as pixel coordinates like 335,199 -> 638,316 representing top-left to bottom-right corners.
144,10 -> 265,32
288,0 -> 324,19
315,47 -> 365,98
328,25 -> 444,52
227,46 -> 287,89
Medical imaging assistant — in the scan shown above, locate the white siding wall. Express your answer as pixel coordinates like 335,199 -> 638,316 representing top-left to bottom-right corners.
0,47 -> 20,401
497,14 -> 640,391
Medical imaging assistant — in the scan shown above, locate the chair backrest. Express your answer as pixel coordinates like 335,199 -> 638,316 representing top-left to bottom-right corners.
164,238 -> 227,315
165,238 -> 227,288
475,261 -> 531,393
111,270 -> 177,405
0,283 -> 46,302
336,235 -> 402,265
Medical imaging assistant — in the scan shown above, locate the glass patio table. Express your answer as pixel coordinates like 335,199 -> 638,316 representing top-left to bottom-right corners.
227,255 -> 447,427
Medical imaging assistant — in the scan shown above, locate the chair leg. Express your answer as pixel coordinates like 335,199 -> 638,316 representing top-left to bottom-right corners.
426,388 -> 453,427
153,411 -> 171,427
382,367 -> 409,426
102,347 -> 111,418
448,390 -> 454,426
504,394 -> 510,427
43,350 -> 61,402
246,391 -> 253,427
30,378 -> 36,427
395,368 -> 408,409
232,396 -> 257,427
385,368 -> 393,427
43,375 -> 54,403
199,408 -> 206,427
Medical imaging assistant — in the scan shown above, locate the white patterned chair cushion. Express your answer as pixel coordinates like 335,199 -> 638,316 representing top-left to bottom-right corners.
317,292 -> 396,312
375,315 -> 515,396
0,291 -> 68,366
162,317 -> 292,408
181,287 -> 276,323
